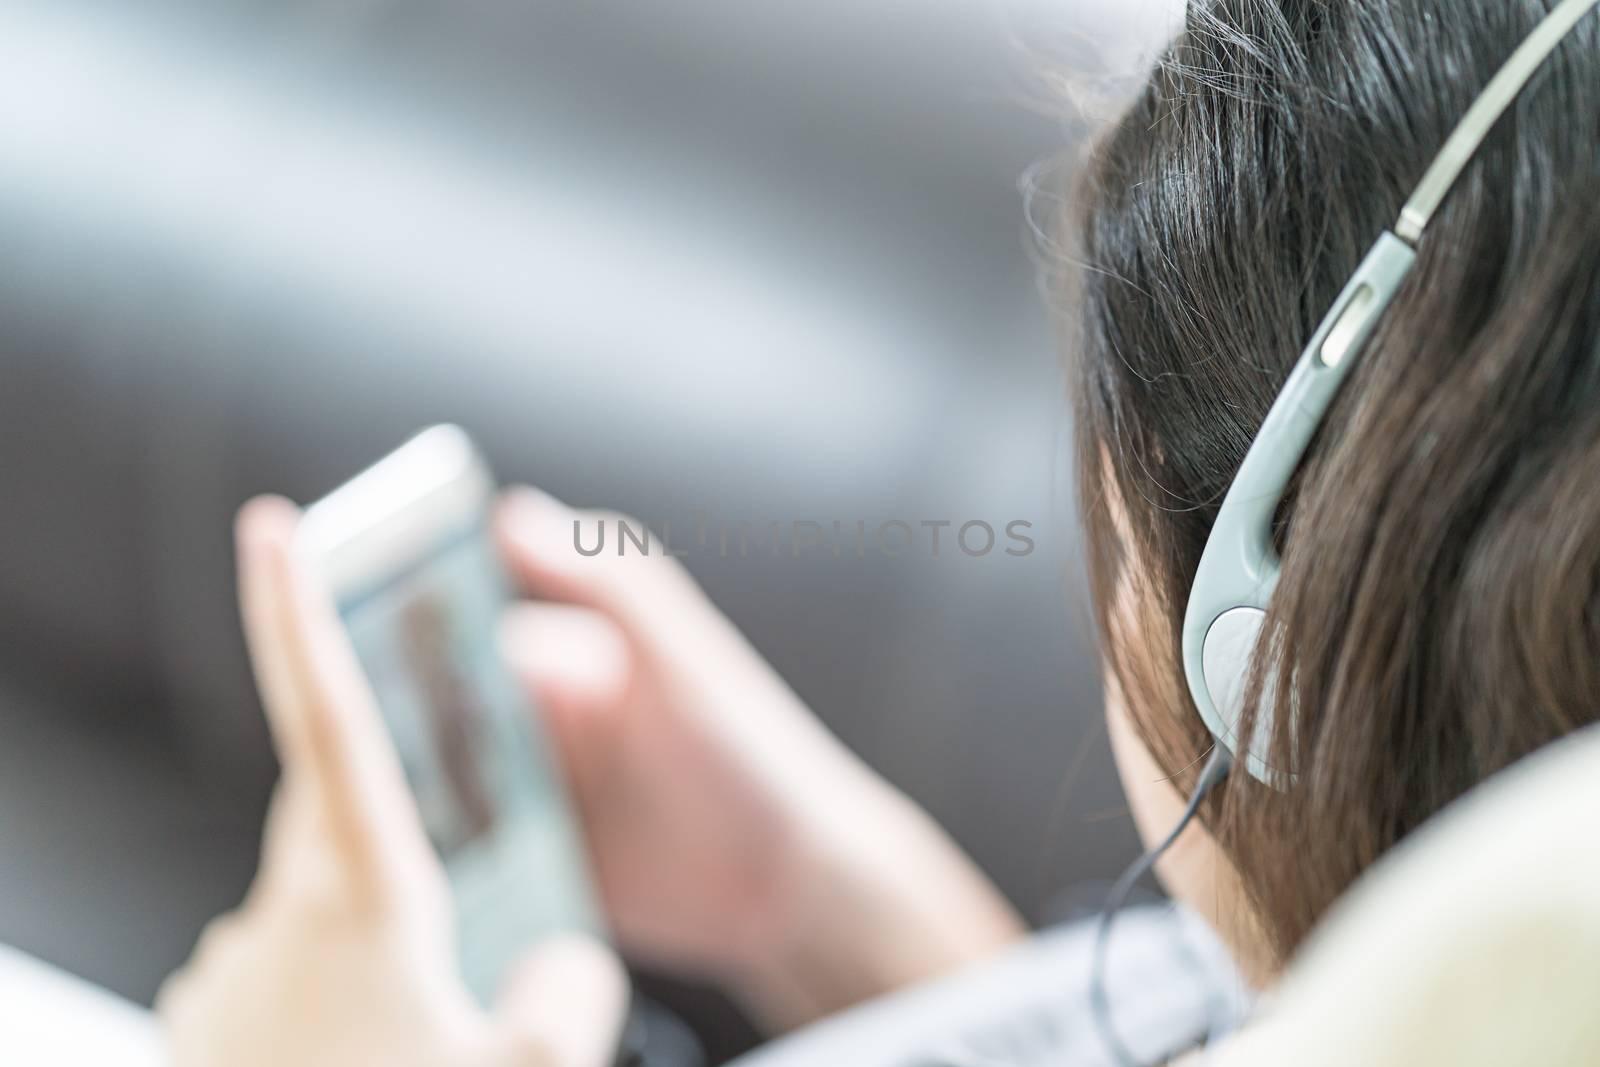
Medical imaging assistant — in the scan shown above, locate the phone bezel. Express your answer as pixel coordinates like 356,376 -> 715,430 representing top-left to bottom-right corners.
297,424 -> 493,599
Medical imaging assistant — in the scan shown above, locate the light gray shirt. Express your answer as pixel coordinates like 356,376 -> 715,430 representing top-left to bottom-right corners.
731,905 -> 1250,1067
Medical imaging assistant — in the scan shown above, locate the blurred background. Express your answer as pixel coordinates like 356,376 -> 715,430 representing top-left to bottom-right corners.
0,0 -> 1178,1059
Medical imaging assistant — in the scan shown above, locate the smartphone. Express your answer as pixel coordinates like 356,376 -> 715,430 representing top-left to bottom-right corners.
297,424 -> 601,1003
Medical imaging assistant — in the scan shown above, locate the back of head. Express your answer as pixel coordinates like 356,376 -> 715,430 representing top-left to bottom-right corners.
1068,0 -> 1600,964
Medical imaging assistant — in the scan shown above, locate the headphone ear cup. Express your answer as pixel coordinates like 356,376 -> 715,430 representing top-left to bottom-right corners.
1201,606 -> 1282,783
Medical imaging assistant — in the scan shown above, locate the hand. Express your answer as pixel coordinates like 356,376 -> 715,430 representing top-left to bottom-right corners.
496,490 -> 1024,1030
157,497 -> 626,1067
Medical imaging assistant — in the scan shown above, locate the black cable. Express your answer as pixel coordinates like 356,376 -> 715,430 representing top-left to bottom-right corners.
1089,746 -> 1233,1067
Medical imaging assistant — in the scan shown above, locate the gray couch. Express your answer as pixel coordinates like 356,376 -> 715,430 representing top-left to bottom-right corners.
0,0 -> 1161,1057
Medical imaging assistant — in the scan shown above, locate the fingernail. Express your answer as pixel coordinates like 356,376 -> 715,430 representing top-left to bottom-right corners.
501,487 -> 569,548
235,495 -> 298,558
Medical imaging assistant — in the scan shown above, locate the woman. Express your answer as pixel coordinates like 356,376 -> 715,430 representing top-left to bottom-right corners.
157,1 -> 1600,1063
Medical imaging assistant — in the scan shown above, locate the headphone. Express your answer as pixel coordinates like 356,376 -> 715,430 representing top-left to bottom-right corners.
1184,0 -> 1600,787
1093,0 -> 1600,1062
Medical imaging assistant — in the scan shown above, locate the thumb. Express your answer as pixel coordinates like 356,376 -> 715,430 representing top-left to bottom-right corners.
497,602 -> 631,801
495,488 -> 709,650
498,602 -> 633,727
495,935 -> 629,1067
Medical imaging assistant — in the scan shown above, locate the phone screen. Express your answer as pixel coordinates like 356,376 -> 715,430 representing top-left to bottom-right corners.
335,519 -> 600,1000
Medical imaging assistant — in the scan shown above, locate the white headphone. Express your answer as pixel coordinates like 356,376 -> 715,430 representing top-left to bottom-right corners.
1097,5 -> 1600,1063
1094,6 -> 1593,1062
1180,0 -> 1600,786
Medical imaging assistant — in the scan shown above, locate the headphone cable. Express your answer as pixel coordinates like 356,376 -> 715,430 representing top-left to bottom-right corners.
1089,746 -> 1233,1067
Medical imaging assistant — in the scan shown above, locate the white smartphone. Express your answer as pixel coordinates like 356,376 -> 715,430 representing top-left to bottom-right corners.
297,425 -> 601,1003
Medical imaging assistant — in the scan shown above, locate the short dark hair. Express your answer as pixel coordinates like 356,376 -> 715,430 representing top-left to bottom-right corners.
1067,0 -> 1600,964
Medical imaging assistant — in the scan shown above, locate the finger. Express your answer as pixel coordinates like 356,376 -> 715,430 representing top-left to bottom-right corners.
498,602 -> 631,799
238,496 -> 317,769
153,963 -> 203,1054
236,496 -> 426,892
247,779 -> 336,908
498,602 -> 633,724
154,909 -> 248,1036
494,488 -> 709,648
495,935 -> 628,1067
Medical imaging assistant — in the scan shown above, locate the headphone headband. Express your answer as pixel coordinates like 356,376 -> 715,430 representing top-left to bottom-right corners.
1181,0 -> 1599,785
